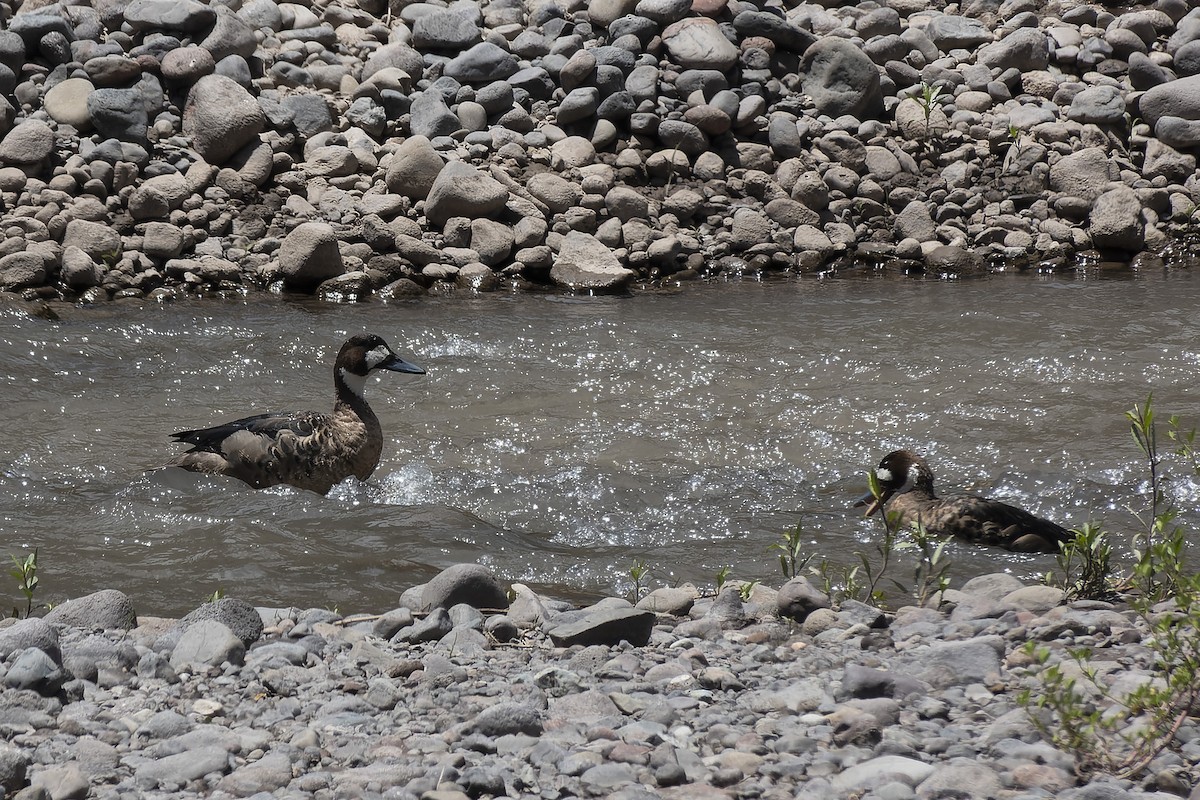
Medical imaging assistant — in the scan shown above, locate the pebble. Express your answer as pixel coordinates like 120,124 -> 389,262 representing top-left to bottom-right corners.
0,0 -> 1194,303
3,564 -> 1190,798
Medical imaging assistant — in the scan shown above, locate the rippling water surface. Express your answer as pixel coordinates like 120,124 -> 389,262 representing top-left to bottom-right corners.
3,272 -> 1199,616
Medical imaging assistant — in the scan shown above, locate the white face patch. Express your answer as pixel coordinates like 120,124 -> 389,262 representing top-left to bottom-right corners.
339,367 -> 367,398
875,467 -> 893,483
364,345 -> 391,370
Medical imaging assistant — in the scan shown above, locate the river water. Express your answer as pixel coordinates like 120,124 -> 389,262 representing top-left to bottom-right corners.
3,270 -> 1199,616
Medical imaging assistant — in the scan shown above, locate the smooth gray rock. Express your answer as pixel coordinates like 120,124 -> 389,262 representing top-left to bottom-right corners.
199,6 -> 257,62
839,663 -> 928,700
61,633 -> 138,683
0,744 -> 27,794
443,42 -> 519,83
160,597 -> 265,651
550,231 -> 636,291
396,607 -> 453,643
800,39 -> 884,119
777,577 -> 832,622
277,222 -> 343,292
411,9 -> 482,51
215,752 -> 293,795
923,16 -> 992,51
44,589 -> 137,631
63,219 -> 122,260
280,93 -> 332,138
910,636 -> 1004,688
1049,147 -> 1118,202
548,605 -> 655,646
662,18 -> 738,70
732,10 -> 817,53
134,746 -> 231,790
124,0 -> 215,32
420,563 -> 508,611
361,41 -> 424,82
0,618 -> 61,662
4,648 -> 69,695
1089,186 -> 1144,251
0,252 -> 47,289
0,119 -> 54,167
977,28 -> 1049,71
470,702 -> 544,736
1067,85 -> 1124,124
424,161 -> 509,226
170,620 -> 246,668
1155,115 -> 1200,148
409,89 -> 461,139
182,74 -> 264,164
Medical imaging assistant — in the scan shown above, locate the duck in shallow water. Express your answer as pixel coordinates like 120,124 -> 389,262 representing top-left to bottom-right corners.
168,334 -> 425,494
855,449 -> 1073,553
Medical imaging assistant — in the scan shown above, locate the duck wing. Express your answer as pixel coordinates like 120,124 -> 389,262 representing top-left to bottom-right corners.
935,494 -> 1071,552
171,411 -> 324,454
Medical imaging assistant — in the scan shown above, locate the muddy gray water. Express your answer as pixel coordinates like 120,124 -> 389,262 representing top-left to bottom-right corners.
3,272 -> 1198,616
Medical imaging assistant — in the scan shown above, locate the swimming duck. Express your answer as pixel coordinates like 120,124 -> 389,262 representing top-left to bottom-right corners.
168,333 -> 424,494
855,449 -> 1073,553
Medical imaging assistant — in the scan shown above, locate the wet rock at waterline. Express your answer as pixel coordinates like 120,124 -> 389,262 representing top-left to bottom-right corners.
0,0 -> 1199,302
0,565 -> 1188,800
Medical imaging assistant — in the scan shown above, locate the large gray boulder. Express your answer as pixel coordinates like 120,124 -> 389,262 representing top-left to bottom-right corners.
443,42 -> 519,83
548,605 -> 655,647
0,618 -> 60,662
170,620 -> 246,668
155,597 -> 264,653
1048,147 -> 1118,202
278,222 -> 343,292
1089,186 -> 1144,251
661,18 -> 739,70
0,119 -> 54,169
420,564 -> 509,611
409,90 -> 461,139
800,39 -> 884,119
1140,74 -> 1200,126
44,589 -> 137,630
550,231 -> 636,291
182,74 -> 264,164
124,0 -> 216,32
977,28 -> 1049,72
424,161 -> 509,225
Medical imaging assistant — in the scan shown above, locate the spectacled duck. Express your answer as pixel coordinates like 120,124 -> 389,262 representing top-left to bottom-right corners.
168,334 -> 424,494
855,449 -> 1073,553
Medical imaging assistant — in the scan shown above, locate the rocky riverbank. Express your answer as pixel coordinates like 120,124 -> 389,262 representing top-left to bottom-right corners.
0,0 -> 1199,304
0,564 -> 1195,799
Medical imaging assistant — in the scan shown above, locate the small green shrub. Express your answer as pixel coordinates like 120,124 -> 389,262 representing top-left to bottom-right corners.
715,565 -> 732,594
1024,395 -> 1200,778
771,520 -> 812,580
1045,522 -> 1117,602
628,560 -> 650,603
9,549 -> 39,619
1020,576 -> 1200,778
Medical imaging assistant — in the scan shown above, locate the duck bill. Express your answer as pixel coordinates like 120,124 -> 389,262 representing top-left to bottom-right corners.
380,355 -> 425,375
854,489 -> 891,517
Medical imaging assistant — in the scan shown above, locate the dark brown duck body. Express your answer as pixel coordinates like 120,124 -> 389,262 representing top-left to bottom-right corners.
168,334 -> 424,494
857,450 -> 1073,553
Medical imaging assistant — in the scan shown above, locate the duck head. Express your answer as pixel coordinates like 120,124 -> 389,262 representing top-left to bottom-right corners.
854,449 -> 933,516
337,333 -> 424,398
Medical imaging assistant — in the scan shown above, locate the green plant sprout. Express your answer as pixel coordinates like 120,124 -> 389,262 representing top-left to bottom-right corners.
771,520 -> 812,580
715,565 -> 732,594
10,549 -> 39,619
1024,396 -> 1200,779
629,560 -> 650,603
